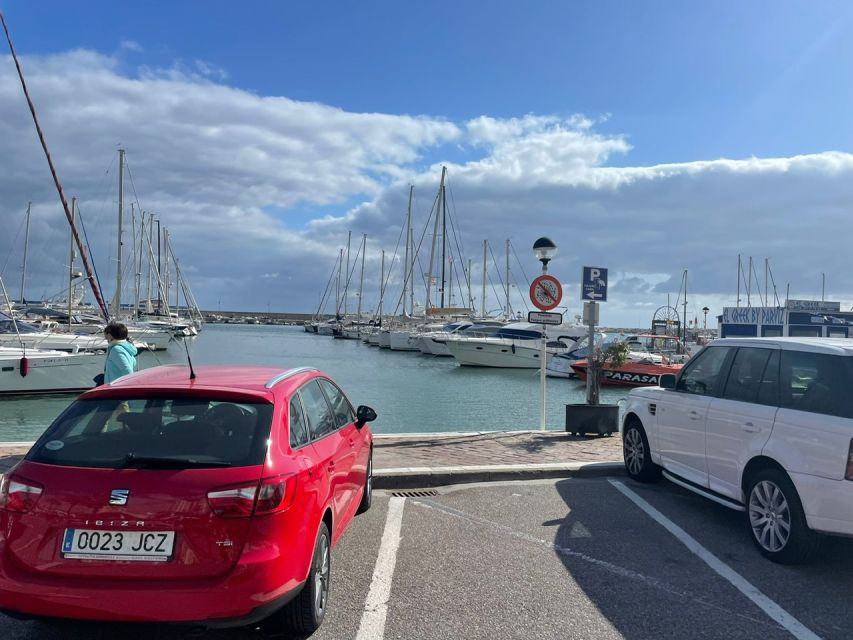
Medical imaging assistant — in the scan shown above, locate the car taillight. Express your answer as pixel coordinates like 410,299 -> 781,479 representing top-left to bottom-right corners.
845,440 -> 853,481
0,475 -> 44,513
207,475 -> 296,518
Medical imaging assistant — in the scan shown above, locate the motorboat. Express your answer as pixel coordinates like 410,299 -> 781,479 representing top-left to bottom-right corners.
569,334 -> 689,386
444,321 -> 586,368
418,321 -> 504,356
546,332 -> 611,378
0,346 -> 103,396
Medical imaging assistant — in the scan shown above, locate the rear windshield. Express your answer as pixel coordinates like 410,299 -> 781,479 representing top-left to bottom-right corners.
27,396 -> 274,469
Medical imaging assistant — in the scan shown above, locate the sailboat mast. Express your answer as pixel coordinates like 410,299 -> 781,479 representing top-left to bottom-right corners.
481,239 -> 487,318
425,170 -> 444,312
467,258 -> 473,311
404,186 -> 413,316
505,239 -> 511,318
379,250 -> 386,322
440,177 -> 447,308
336,248 -> 343,318
157,219 -> 162,313
345,231 -> 351,317
20,201 -> 30,304
134,211 -> 143,319
114,148 -> 125,318
357,234 -> 366,321
146,216 -> 154,312
68,198 -> 76,329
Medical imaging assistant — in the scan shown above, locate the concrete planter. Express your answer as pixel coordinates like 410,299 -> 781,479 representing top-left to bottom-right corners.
565,403 -> 619,437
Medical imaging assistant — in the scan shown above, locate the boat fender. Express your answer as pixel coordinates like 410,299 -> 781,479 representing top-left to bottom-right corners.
511,344 -> 515,354
20,356 -> 28,377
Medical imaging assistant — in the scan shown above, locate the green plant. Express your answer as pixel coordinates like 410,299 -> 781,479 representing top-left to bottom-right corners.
586,340 -> 630,405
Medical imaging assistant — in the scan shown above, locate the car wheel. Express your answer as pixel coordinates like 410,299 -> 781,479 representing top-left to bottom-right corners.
622,419 -> 662,483
356,451 -> 373,514
280,522 -> 331,634
746,468 -> 820,565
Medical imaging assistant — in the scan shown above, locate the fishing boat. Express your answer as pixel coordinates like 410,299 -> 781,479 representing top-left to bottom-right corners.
0,346 -> 103,396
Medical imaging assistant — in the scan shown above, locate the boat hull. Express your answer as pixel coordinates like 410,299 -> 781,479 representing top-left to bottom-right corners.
445,339 -> 546,368
0,350 -> 103,396
570,361 -> 683,387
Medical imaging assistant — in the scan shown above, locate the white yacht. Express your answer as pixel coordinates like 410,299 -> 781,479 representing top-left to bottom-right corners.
0,346 -> 104,396
444,322 -> 586,368
0,313 -> 107,352
418,320 -> 505,356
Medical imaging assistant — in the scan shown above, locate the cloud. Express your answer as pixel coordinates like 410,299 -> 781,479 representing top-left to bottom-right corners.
1,48 -> 852,327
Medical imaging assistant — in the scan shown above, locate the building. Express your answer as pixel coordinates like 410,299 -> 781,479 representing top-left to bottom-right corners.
718,300 -> 853,338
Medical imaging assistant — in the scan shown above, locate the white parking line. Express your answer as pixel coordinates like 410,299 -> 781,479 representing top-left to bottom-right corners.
609,479 -> 821,640
356,496 -> 406,640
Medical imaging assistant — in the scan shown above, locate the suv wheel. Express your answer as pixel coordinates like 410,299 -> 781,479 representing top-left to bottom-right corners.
746,468 -> 820,564
622,419 -> 662,482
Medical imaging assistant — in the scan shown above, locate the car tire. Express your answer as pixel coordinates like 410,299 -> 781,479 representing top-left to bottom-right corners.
622,418 -> 662,483
356,451 -> 373,514
279,522 -> 331,634
745,468 -> 820,565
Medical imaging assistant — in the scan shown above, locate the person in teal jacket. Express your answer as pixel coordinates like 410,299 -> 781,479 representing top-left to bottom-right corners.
103,322 -> 138,383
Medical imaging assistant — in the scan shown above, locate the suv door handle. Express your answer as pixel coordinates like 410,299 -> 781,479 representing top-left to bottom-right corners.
688,411 -> 701,420
742,422 -> 760,433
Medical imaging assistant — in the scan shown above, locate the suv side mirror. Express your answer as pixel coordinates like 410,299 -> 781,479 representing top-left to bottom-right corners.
355,405 -> 377,428
659,374 -> 676,390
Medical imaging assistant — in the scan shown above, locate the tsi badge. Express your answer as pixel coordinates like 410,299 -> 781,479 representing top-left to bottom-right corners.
109,489 -> 130,506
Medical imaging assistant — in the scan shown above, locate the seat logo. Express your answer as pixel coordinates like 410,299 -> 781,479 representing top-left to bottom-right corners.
109,489 -> 130,506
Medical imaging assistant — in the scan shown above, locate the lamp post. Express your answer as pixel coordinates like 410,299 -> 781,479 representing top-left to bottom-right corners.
702,306 -> 709,331
533,237 -> 557,430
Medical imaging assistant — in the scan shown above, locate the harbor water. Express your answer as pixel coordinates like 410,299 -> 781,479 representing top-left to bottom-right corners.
0,324 -> 630,442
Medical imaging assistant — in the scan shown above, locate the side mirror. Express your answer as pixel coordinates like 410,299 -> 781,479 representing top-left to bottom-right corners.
355,405 -> 377,428
659,374 -> 676,390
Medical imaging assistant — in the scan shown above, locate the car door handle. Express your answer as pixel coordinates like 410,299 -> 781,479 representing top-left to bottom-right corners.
688,411 -> 702,420
742,422 -> 760,433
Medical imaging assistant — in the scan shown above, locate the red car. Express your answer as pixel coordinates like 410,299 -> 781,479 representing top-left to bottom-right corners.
0,364 -> 376,635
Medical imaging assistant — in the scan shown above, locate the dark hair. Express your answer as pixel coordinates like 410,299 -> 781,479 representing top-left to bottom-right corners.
104,321 -> 129,341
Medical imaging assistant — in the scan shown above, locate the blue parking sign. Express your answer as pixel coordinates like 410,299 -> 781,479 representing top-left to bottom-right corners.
581,266 -> 608,302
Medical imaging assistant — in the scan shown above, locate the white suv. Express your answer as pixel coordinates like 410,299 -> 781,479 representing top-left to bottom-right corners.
621,337 -> 853,564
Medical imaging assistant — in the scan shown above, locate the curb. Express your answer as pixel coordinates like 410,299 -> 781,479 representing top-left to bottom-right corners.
374,461 -> 624,489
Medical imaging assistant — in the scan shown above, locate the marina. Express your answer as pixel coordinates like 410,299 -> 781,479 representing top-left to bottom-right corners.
0,323 -> 629,442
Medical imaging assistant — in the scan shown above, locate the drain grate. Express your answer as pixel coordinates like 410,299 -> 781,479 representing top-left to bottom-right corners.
390,489 -> 439,498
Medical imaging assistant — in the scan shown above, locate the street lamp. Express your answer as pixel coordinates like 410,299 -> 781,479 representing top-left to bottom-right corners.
702,306 -> 710,330
533,237 -> 558,431
533,237 -> 557,273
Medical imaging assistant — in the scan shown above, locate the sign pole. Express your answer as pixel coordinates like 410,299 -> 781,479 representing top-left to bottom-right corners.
585,301 -> 596,405
540,321 -> 547,430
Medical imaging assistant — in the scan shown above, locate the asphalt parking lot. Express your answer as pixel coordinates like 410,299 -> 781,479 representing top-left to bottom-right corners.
3,475 -> 852,639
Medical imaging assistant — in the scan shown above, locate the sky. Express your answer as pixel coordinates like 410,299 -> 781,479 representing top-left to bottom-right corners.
2,1 -> 853,328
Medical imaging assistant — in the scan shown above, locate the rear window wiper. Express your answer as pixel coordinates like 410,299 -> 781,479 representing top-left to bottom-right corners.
121,453 -> 232,469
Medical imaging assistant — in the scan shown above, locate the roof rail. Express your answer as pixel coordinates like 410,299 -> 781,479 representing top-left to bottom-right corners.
264,367 -> 318,389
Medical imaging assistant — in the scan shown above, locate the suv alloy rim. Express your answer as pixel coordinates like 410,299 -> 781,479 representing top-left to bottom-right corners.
624,427 -> 645,475
748,480 -> 791,552
315,533 -> 330,615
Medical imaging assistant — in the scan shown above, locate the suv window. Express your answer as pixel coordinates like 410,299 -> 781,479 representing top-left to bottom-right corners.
756,350 -> 781,406
780,350 -> 853,418
300,380 -> 338,439
318,379 -> 355,428
722,347 -> 773,404
676,346 -> 733,396
289,395 -> 310,449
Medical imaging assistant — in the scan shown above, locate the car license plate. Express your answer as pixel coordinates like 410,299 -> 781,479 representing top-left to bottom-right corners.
62,528 -> 175,561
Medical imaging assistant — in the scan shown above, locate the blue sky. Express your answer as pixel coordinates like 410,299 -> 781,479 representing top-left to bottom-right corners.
2,2 -> 853,325
10,1 -> 853,164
